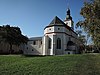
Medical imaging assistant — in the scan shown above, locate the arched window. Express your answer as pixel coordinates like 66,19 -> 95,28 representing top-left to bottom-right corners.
57,38 -> 61,49
48,38 -> 52,49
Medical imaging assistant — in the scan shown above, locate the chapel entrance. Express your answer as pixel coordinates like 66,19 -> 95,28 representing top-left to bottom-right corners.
67,41 -> 76,51
65,41 -> 76,54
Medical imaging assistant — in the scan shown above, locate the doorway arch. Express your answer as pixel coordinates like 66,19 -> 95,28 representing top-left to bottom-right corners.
67,41 -> 76,50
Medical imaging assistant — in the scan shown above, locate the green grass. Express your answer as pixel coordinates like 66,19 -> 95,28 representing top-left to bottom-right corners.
0,54 -> 100,75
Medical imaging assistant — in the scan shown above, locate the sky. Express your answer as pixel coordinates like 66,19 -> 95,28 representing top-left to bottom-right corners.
0,0 -> 84,38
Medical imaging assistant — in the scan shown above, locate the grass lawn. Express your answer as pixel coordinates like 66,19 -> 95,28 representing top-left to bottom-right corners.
0,54 -> 100,75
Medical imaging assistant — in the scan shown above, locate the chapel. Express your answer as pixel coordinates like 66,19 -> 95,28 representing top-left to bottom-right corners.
23,8 -> 82,55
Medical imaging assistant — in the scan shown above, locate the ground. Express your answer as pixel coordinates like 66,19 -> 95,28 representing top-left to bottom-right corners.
0,54 -> 100,75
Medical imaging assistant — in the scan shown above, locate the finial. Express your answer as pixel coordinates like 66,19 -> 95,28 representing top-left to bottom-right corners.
66,0 -> 70,9
66,0 -> 70,15
67,8 -> 70,15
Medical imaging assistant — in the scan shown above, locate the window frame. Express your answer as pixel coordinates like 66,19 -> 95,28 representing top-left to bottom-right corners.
56,38 -> 61,49
48,38 -> 52,49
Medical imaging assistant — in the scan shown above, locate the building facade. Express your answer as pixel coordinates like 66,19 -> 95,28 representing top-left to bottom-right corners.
23,8 -> 82,55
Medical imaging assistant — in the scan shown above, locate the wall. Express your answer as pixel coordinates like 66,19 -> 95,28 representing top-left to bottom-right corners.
24,39 -> 43,55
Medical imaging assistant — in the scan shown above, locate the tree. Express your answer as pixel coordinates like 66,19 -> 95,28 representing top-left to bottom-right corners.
76,30 -> 86,45
0,26 -> 5,43
0,25 -> 28,54
76,0 -> 100,51
76,30 -> 86,53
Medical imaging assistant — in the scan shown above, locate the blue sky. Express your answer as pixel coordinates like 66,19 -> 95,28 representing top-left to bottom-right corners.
0,0 -> 84,37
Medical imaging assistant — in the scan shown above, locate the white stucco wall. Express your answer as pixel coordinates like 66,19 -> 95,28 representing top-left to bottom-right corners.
44,27 -> 54,34
64,20 -> 72,27
24,39 -> 43,55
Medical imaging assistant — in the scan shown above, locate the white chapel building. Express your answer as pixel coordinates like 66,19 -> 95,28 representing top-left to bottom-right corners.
23,8 -> 82,55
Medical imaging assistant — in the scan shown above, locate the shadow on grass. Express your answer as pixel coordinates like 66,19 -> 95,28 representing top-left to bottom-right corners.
22,54 -> 46,57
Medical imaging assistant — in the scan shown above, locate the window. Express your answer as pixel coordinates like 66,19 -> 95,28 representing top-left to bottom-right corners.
32,49 -> 34,51
68,52 -> 70,54
33,41 -> 36,45
58,28 -> 60,30
57,38 -> 61,49
48,38 -> 52,49
26,42 -> 28,45
41,41 -> 42,44
49,28 -> 51,30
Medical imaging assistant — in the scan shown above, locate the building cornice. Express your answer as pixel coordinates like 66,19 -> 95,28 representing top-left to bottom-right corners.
44,32 -> 78,39
44,25 -> 77,35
